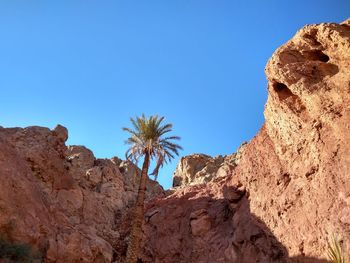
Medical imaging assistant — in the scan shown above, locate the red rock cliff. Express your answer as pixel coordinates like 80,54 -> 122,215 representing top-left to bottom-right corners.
0,125 -> 163,262
140,19 -> 350,262
0,19 -> 349,263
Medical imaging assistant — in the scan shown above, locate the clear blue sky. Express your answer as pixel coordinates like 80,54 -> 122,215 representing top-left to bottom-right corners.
0,1 -> 348,189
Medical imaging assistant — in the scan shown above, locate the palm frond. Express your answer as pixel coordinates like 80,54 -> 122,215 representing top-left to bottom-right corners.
130,117 -> 140,132
155,116 -> 165,128
122,114 -> 182,180
161,136 -> 181,141
122,127 -> 140,139
158,123 -> 173,135
327,234 -> 346,263
163,149 -> 175,162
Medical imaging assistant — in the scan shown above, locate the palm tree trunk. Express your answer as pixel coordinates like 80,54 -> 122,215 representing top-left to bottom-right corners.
126,152 -> 150,263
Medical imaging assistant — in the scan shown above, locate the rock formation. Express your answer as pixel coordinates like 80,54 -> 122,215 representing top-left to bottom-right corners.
0,19 -> 349,262
0,125 -> 163,262
172,142 -> 247,187
139,19 -> 350,262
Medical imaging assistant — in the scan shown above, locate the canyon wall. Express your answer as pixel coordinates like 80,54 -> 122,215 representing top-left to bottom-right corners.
0,125 -> 163,262
0,19 -> 349,262
140,19 -> 350,262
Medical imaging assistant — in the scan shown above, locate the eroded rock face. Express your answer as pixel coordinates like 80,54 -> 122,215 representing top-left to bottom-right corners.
172,142 -> 247,187
141,183 -> 287,263
0,19 -> 349,263
260,19 -> 350,258
140,19 -> 350,262
0,125 -> 164,262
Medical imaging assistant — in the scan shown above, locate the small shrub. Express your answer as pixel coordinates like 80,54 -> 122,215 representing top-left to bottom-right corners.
327,234 -> 347,263
0,236 -> 41,262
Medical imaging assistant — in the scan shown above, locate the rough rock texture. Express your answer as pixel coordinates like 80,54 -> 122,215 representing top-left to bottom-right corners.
139,19 -> 350,262
172,142 -> 247,187
0,125 -> 163,262
141,183 -> 287,263
1,19 -> 349,263
258,18 -> 350,259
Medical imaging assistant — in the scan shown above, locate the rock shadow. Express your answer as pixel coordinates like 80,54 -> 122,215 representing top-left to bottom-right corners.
130,184 -> 331,263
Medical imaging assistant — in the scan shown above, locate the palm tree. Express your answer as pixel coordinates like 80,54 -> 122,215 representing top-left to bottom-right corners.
123,114 -> 182,263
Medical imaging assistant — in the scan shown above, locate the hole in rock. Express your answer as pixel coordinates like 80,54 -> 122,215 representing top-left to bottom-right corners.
303,50 -> 329,62
272,82 -> 293,101
303,33 -> 322,46
119,166 -> 125,174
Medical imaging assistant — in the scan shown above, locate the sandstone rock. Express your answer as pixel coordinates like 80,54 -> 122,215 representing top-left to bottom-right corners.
139,20 -> 350,262
172,154 -> 220,186
1,19 -> 350,263
190,210 -> 211,236
53,124 -> 68,142
0,125 -> 164,262
261,20 -> 350,258
86,166 -> 103,187
141,184 -> 287,263
172,142 -> 247,187
57,189 -> 84,216
67,145 -> 95,181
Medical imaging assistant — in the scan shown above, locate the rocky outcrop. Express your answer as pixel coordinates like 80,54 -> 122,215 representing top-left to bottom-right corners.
172,142 -> 247,187
255,18 -> 350,259
141,183 -> 287,263
0,19 -> 349,263
140,19 -> 350,262
0,125 -> 163,262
